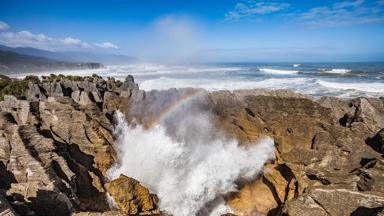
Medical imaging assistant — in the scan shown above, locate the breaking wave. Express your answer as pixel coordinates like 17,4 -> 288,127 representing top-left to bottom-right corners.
259,68 -> 299,74
108,111 -> 275,216
320,68 -> 352,74
317,80 -> 384,93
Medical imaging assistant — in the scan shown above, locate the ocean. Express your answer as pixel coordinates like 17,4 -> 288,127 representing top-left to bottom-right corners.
9,62 -> 384,98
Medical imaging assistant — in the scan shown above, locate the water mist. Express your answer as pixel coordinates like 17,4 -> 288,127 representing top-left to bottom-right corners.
108,103 -> 275,216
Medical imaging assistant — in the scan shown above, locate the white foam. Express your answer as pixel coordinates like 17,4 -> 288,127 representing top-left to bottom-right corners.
317,80 -> 384,93
293,64 -> 301,67
322,69 -> 352,74
259,68 -> 299,74
108,111 -> 275,216
139,77 -> 310,91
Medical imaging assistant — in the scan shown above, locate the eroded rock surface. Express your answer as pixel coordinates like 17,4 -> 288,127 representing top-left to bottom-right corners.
209,90 -> 384,215
0,75 -> 150,215
1,75 -> 383,216
105,175 -> 160,215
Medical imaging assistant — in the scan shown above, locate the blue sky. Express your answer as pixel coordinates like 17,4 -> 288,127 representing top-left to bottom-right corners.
0,0 -> 383,62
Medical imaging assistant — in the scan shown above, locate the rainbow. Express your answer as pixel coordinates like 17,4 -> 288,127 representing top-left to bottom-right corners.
147,89 -> 206,128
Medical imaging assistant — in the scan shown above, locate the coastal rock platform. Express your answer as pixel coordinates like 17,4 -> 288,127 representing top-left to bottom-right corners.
0,74 -> 383,216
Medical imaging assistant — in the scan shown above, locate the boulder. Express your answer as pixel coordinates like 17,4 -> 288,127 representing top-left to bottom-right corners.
105,175 -> 160,215
228,177 -> 278,215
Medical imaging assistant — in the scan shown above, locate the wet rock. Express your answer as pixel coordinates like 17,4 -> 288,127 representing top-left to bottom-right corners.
228,177 -> 278,215
105,175 -> 160,215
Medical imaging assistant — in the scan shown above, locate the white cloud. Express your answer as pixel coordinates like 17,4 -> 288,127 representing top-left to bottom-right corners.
0,21 -> 10,30
0,30 -> 117,51
225,1 -> 290,21
334,0 -> 365,9
61,37 -> 82,45
94,42 -> 118,49
295,0 -> 384,28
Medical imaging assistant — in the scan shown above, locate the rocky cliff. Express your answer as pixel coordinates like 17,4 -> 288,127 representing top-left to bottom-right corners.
0,75 -> 383,216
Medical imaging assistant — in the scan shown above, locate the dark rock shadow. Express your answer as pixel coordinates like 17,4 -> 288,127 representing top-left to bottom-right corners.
351,206 -> 383,216
365,129 -> 384,155
0,161 -> 16,190
6,192 -> 35,216
28,190 -> 72,216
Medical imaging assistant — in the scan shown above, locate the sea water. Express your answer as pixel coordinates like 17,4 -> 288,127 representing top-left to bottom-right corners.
9,62 -> 384,98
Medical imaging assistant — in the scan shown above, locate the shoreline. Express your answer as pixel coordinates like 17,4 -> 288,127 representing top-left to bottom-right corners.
0,74 -> 383,215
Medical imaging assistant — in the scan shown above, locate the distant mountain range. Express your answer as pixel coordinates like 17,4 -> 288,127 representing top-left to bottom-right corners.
0,50 -> 104,73
0,45 -> 138,74
0,45 -> 138,65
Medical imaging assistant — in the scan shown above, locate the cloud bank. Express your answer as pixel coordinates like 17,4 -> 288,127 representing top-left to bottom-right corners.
0,21 -> 118,51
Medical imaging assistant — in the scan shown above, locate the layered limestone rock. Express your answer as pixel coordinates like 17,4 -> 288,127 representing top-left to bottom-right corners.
0,75 -> 153,216
208,90 -> 384,215
1,74 -> 384,216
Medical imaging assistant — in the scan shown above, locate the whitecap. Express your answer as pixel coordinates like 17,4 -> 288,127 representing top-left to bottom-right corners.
317,80 -> 384,93
259,68 -> 299,75
322,69 -> 352,74
139,77 -> 310,91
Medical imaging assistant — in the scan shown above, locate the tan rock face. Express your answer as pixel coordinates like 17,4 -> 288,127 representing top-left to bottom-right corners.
208,90 -> 384,216
105,175 -> 160,215
228,178 -> 278,215
1,75 -> 384,216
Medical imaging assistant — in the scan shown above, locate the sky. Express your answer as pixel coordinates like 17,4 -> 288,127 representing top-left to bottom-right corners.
0,0 -> 383,62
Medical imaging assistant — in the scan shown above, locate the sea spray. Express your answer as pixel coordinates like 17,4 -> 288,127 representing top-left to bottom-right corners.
108,111 -> 275,216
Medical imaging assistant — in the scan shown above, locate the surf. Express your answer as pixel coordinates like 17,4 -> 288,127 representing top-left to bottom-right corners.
317,80 -> 384,93
259,68 -> 299,75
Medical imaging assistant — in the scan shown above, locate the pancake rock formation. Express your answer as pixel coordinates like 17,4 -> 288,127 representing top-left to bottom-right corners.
0,74 -> 383,216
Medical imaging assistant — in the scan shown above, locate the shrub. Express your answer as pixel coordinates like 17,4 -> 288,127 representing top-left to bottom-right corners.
0,76 -> 40,100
